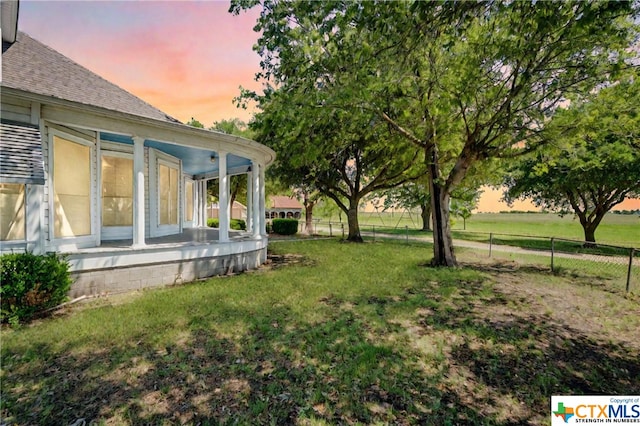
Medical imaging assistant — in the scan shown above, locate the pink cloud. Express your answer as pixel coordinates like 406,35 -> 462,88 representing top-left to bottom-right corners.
20,1 -> 264,124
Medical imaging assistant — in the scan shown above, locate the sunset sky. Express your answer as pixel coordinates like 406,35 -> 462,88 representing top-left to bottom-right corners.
17,1 -> 638,212
20,0 -> 263,126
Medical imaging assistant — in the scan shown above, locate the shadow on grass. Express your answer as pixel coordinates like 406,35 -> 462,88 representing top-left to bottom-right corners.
364,279 -> 639,424
2,305 -> 463,425
2,280 -> 638,425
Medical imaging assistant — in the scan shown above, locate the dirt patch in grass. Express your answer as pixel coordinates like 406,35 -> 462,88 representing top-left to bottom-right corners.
253,253 -> 316,271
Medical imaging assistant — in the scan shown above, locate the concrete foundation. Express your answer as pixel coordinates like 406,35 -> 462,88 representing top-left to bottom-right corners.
69,247 -> 266,298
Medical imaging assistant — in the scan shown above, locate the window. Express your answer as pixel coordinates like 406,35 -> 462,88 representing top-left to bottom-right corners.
0,183 -> 25,240
185,180 -> 194,222
101,154 -> 133,226
159,163 -> 178,225
53,135 -> 91,237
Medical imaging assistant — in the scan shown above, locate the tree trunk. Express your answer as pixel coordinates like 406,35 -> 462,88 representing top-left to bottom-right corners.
304,203 -> 314,235
420,202 -> 431,231
427,147 -> 457,266
575,208 -> 604,248
580,213 -> 605,248
230,177 -> 240,220
346,200 -> 363,242
583,225 -> 597,247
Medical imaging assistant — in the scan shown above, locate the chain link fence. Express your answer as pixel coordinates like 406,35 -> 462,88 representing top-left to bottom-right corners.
299,221 -> 639,294
476,232 -> 638,294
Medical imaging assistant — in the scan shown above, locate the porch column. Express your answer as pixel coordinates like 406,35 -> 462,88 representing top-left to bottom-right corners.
252,162 -> 261,238
246,170 -> 253,233
259,162 -> 266,236
218,151 -> 229,242
132,136 -> 146,247
199,180 -> 207,227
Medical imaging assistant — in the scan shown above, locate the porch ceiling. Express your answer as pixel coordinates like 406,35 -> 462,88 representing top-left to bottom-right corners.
100,132 -> 251,176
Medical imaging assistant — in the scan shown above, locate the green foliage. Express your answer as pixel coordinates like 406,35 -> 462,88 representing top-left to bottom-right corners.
211,118 -> 254,139
232,0 -> 637,262
505,75 -> 640,243
0,252 -> 72,324
185,117 -> 205,128
271,218 -> 298,235
232,219 -> 247,231
206,218 -> 247,231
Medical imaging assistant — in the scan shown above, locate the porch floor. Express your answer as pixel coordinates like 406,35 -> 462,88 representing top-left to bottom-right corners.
85,228 -> 251,252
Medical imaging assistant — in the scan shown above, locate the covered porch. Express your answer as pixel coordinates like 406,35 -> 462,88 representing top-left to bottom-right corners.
67,228 -> 268,298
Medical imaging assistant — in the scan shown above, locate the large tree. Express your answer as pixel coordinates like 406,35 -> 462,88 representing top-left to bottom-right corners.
232,0 -> 637,263
505,76 -> 640,244
253,89 -> 420,241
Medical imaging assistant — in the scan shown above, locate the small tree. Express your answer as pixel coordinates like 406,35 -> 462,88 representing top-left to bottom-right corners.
450,189 -> 482,231
376,182 -> 431,231
292,186 -> 320,236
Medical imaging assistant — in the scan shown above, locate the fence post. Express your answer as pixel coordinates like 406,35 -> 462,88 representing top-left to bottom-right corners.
373,225 -> 376,241
489,233 -> 493,258
405,225 -> 409,244
551,237 -> 555,272
329,222 -> 333,237
341,223 -> 345,239
627,248 -> 635,293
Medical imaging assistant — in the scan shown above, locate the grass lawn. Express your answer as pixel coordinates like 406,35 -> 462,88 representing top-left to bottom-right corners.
2,240 -> 639,425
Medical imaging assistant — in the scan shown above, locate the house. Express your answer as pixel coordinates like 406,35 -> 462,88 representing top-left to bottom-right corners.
266,195 -> 303,219
0,4 -> 275,296
208,201 -> 247,221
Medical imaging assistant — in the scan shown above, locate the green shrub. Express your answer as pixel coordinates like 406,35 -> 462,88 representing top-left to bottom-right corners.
0,252 -> 72,324
207,218 -> 246,231
231,219 -> 246,231
272,218 -> 298,235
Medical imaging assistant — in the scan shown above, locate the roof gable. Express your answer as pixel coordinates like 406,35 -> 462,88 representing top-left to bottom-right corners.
1,32 -> 181,124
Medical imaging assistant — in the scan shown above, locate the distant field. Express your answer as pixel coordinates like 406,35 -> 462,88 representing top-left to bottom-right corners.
456,213 -> 639,247
317,212 -> 640,247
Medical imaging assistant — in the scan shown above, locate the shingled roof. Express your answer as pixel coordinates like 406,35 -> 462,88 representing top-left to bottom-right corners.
269,195 -> 303,210
1,32 -> 181,124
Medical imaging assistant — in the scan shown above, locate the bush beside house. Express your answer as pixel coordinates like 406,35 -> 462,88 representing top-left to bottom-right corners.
272,219 -> 298,235
207,218 -> 247,231
0,252 -> 72,324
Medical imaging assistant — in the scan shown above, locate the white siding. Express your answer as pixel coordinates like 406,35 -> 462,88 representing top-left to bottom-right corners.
145,147 -> 150,238
42,126 -> 50,242
1,96 -> 31,123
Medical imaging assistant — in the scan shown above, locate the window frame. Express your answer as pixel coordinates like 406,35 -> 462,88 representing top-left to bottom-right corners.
183,176 -> 195,228
149,149 -> 182,237
0,183 -> 26,242
48,128 -> 98,250
100,148 -> 134,240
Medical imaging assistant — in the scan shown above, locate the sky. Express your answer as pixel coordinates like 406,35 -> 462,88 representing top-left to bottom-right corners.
19,0 -> 263,126
16,1 -> 639,212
